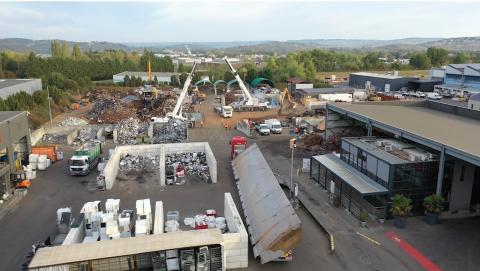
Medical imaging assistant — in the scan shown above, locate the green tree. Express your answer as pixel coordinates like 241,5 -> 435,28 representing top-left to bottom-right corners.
179,73 -> 188,86
451,53 -> 469,64
72,44 -> 82,59
410,53 -> 432,69
178,62 -> 185,73
170,75 -> 180,86
426,47 -> 449,66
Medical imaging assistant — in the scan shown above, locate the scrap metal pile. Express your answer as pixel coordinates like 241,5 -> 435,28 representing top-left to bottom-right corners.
119,154 -> 160,172
78,127 -> 97,142
87,98 -> 137,124
165,152 -> 210,181
116,118 -> 139,145
41,133 -> 67,144
151,119 -> 188,144
58,117 -> 88,126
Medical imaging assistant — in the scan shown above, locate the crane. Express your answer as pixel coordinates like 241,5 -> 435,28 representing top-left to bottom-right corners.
151,62 -> 197,123
223,57 -> 268,111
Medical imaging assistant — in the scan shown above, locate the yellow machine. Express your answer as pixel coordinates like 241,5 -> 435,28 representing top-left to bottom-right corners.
278,88 -> 297,115
148,60 -> 152,82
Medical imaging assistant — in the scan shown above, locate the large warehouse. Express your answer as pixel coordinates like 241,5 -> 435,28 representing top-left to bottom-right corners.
349,72 -> 416,92
0,79 -> 42,99
113,72 -> 177,84
0,111 -> 31,195
320,101 -> 480,220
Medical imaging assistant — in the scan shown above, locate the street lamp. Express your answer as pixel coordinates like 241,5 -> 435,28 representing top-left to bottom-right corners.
289,138 -> 297,201
47,86 -> 52,125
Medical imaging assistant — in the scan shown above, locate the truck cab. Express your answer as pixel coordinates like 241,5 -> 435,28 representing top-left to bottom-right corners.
230,136 -> 247,159
222,106 -> 233,118
69,155 -> 90,175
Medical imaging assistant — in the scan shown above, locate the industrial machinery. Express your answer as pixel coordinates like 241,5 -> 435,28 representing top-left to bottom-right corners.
223,57 -> 268,111
151,62 -> 197,123
68,142 -> 102,176
230,136 -> 247,159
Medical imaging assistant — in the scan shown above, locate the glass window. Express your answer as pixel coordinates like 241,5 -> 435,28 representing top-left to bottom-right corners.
311,160 -> 320,181
366,154 -> 378,178
377,160 -> 390,183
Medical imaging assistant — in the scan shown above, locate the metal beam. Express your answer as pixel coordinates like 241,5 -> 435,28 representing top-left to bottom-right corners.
436,145 -> 446,195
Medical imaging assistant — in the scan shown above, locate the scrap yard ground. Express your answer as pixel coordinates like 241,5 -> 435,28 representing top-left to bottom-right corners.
0,95 -> 478,270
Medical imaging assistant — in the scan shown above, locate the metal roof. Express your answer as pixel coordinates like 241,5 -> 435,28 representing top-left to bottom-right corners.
0,111 -> 24,123
29,229 -> 223,268
350,72 -> 407,80
297,87 -> 354,95
328,102 -> 480,166
232,143 -> 301,264
342,138 -> 411,165
250,77 -> 275,88
312,154 -> 388,195
0,79 -> 36,89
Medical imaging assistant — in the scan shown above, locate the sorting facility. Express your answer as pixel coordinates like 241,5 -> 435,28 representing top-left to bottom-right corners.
0,79 -> 42,99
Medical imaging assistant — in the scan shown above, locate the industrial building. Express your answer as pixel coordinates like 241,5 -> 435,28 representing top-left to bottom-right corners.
0,111 -> 31,195
294,87 -> 364,106
320,101 -> 480,220
408,79 -> 443,92
0,79 -> 42,99
112,72 -> 177,84
434,63 -> 480,96
348,72 -> 417,92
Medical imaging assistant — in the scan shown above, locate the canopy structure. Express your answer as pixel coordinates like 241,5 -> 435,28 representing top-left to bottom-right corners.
232,143 -> 302,264
251,77 -> 275,88
227,79 -> 238,89
193,78 -> 212,86
213,80 -> 227,87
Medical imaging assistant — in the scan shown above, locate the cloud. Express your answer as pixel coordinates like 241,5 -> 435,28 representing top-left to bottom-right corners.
0,3 -> 46,20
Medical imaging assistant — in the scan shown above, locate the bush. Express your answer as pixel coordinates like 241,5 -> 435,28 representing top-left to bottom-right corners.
423,194 -> 444,214
390,194 -> 412,217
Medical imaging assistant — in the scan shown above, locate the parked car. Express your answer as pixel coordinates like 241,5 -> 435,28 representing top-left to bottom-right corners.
414,91 -> 426,98
400,90 -> 409,96
442,92 -> 453,98
426,92 -> 442,100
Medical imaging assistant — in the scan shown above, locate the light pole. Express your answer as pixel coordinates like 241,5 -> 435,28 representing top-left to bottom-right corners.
47,86 -> 52,125
289,138 -> 297,200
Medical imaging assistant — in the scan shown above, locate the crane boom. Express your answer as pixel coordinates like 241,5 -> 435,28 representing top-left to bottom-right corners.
223,57 -> 254,103
171,62 -> 197,117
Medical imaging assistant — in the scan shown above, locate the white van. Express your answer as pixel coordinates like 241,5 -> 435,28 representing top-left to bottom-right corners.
265,119 -> 282,134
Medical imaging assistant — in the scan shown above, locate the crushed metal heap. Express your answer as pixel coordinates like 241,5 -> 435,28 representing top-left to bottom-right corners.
117,118 -> 139,145
41,133 -> 67,144
119,154 -> 160,171
151,119 -> 188,144
165,152 -> 210,180
78,127 -> 97,142
58,117 -> 88,126
88,98 -> 137,124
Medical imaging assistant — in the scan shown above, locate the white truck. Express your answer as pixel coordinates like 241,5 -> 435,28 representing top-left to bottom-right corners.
214,105 -> 233,118
265,119 -> 282,134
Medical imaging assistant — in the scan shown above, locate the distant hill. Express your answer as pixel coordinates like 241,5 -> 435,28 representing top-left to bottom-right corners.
421,36 -> 480,51
1,37 -> 479,55
0,38 -> 131,54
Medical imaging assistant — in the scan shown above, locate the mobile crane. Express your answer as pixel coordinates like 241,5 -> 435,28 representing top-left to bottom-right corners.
151,62 -> 197,123
223,57 -> 268,111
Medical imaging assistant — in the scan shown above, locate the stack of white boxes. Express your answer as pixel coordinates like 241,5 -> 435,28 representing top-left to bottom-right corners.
222,193 -> 248,269
105,199 -> 121,239
136,199 -> 152,236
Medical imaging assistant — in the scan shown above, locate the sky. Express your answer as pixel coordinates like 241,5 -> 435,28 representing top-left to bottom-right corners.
0,1 -> 479,43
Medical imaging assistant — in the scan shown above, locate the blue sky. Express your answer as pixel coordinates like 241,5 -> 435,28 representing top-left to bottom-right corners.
0,1 -> 478,42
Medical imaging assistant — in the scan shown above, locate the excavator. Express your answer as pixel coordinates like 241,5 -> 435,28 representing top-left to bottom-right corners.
278,88 -> 297,115
151,62 -> 197,123
141,61 -> 159,109
223,57 -> 269,111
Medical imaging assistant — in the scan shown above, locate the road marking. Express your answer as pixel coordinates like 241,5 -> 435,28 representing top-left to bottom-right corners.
385,231 -> 443,271
356,231 -> 381,245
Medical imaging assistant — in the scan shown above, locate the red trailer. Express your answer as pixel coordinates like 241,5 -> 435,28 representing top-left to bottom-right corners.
230,136 -> 247,159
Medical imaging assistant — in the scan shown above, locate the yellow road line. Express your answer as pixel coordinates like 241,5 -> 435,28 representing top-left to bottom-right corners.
356,231 -> 381,246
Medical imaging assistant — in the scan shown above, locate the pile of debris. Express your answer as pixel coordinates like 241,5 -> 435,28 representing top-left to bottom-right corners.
298,133 -> 326,153
151,119 -> 188,144
119,154 -> 160,172
58,117 -> 88,126
78,127 -> 97,142
41,133 -> 67,144
165,152 -> 210,181
117,118 -> 139,145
